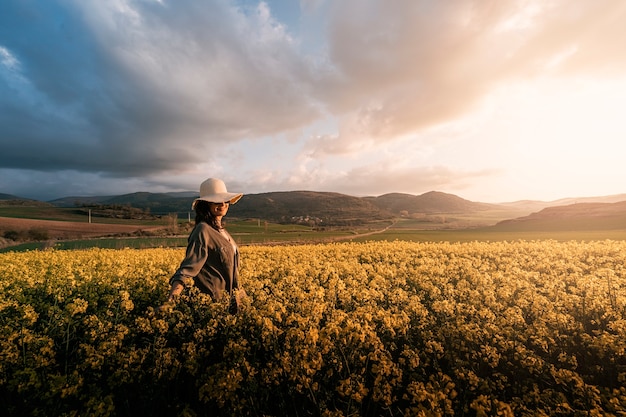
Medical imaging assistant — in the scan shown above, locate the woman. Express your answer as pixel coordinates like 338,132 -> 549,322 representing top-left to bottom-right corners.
164,178 -> 245,313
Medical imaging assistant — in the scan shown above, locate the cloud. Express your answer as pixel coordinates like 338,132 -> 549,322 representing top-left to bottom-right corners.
323,166 -> 459,197
2,0 -> 626,201
303,0 -> 626,154
285,162 -> 495,198
0,0 -> 321,177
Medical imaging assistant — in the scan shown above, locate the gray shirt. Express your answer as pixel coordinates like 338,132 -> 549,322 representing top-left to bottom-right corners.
169,222 -> 240,300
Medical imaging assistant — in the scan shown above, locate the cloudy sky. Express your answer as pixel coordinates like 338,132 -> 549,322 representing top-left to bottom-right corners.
2,0 -> 626,203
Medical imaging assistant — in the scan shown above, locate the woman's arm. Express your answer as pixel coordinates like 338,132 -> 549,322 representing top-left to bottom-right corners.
159,224 -> 210,311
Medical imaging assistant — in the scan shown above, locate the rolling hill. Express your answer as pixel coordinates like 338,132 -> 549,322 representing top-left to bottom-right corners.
491,201 -> 626,231
364,191 -> 500,214
498,193 -> 626,212
4,189 -> 626,230
232,191 -> 393,225
49,192 -> 197,213
45,190 -> 512,226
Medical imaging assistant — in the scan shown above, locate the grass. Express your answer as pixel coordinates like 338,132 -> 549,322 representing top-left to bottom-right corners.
351,228 -> 626,243
227,219 -> 371,244
3,211 -> 626,253
5,223 -> 626,254
0,219 -> 360,252
0,206 -> 168,226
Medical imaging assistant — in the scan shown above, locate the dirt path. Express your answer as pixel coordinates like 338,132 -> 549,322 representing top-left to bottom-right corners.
330,221 -> 396,242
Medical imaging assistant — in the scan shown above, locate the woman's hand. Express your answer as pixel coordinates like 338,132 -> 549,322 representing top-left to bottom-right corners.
167,281 -> 185,301
157,281 -> 185,313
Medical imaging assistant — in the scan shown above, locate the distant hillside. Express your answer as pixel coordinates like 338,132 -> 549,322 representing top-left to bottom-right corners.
0,193 -> 44,202
50,195 -> 117,207
0,193 -> 51,207
499,193 -> 626,212
50,192 -> 197,214
46,190 -> 512,226
233,191 -> 393,225
492,201 -> 626,231
365,191 -> 500,215
49,191 -> 394,226
153,190 -> 500,225
104,192 -> 197,214
9,189 -> 624,228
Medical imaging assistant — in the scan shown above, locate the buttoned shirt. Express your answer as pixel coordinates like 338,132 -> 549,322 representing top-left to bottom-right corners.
169,222 -> 239,300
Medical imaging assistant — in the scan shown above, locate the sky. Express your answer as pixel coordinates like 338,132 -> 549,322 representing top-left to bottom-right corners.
2,0 -> 626,203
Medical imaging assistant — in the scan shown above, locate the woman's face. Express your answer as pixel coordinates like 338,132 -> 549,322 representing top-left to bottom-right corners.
209,201 -> 229,217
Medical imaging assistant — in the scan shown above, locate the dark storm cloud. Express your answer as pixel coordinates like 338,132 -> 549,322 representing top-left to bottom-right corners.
0,0 -> 320,178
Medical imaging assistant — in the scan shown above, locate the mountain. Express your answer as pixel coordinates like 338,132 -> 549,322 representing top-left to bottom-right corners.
1,193 -> 32,200
50,192 -> 198,214
6,189 -> 625,228
233,191 -> 393,225
46,190 -> 502,226
492,201 -> 626,231
0,193 -> 51,206
50,195 -> 117,207
364,191 -> 500,215
499,193 -> 626,212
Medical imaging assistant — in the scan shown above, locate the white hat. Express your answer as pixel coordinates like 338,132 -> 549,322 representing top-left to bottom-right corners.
192,178 -> 243,209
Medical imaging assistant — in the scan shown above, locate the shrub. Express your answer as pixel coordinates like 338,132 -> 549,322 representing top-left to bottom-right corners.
27,227 -> 49,241
3,230 -> 21,241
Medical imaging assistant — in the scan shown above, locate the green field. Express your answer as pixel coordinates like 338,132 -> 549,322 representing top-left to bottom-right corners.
4,222 -> 626,253
352,228 -> 626,243
0,206 -> 168,225
0,219 -> 363,252
3,205 -> 626,253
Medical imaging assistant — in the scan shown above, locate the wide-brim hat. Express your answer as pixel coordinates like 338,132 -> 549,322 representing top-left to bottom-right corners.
191,178 -> 243,209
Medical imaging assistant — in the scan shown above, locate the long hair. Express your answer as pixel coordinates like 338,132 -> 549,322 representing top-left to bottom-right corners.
194,200 -> 224,230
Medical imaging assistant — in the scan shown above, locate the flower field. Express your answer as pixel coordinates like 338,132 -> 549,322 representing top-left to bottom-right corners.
1,240 -> 626,416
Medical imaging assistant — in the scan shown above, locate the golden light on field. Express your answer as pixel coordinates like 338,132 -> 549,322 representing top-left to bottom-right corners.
2,241 -> 626,415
